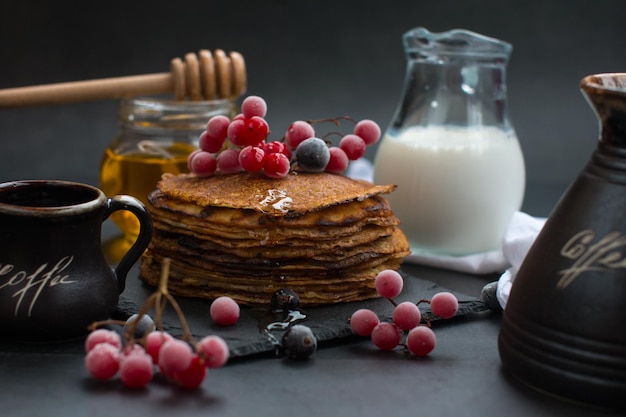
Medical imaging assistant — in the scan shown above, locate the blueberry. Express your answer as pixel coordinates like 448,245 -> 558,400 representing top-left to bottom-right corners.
124,313 -> 155,338
480,281 -> 502,312
271,288 -> 300,313
282,324 -> 317,360
295,137 -> 330,172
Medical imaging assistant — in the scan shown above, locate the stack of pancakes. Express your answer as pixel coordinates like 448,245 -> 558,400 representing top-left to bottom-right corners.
140,171 -> 410,306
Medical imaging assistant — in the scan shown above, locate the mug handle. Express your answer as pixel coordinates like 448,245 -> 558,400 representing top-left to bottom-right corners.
103,195 -> 153,293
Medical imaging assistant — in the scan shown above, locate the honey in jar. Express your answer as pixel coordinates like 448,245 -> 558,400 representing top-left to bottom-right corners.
100,97 -> 237,256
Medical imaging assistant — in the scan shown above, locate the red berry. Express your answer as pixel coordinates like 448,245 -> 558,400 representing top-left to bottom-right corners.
354,119 -> 381,146
145,331 -> 173,363
374,269 -> 404,299
430,292 -> 459,319
119,347 -> 153,389
325,147 -> 349,174
285,120 -> 315,150
392,301 -> 421,331
197,335 -> 230,368
85,343 -> 120,380
406,326 -> 436,357
172,355 -> 206,389
264,152 -> 291,178
158,339 -> 193,375
228,116 -> 270,147
187,149 -> 202,171
370,322 -> 401,351
239,146 -> 266,172
243,116 -> 270,146
217,148 -> 242,174
227,118 -> 248,146
189,151 -> 217,177
350,309 -> 380,336
241,96 -> 268,118
85,329 -> 122,353
206,115 -> 231,140
199,130 -> 226,153
339,134 -> 366,160
210,296 -> 240,326
263,141 -> 292,160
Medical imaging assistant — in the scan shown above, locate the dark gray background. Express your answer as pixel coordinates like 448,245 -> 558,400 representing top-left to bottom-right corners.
1,0 -> 625,213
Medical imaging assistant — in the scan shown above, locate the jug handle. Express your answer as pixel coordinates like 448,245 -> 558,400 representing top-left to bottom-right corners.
103,195 -> 153,293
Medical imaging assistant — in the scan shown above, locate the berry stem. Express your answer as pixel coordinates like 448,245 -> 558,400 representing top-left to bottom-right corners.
164,291 -> 195,343
88,319 -> 126,331
321,131 -> 345,142
306,115 -> 357,127
158,258 -> 171,294
386,297 -> 398,307
153,258 -> 196,344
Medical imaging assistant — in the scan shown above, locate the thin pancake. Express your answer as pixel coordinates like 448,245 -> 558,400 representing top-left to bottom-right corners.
150,227 -> 409,266
156,171 -> 396,215
149,190 -> 397,227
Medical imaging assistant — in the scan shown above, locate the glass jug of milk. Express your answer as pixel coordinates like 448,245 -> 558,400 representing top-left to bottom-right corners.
374,27 -> 525,256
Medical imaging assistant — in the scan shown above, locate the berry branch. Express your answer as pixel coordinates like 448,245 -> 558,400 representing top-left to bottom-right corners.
84,258 -> 230,390
349,270 -> 460,357
188,95 -> 382,178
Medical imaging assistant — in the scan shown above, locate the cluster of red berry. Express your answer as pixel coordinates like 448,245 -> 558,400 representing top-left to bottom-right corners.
84,327 -> 229,389
187,95 -> 381,178
350,270 -> 459,356
84,259 -> 233,390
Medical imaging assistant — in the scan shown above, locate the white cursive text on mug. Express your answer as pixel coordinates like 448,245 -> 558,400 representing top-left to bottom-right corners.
0,256 -> 77,317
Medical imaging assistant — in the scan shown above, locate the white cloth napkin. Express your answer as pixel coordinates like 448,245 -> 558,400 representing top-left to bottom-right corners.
495,212 -> 546,309
404,212 -> 545,277
346,159 -> 547,310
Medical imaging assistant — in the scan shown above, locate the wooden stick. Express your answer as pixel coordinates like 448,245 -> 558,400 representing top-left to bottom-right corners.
0,49 -> 247,108
0,73 -> 174,108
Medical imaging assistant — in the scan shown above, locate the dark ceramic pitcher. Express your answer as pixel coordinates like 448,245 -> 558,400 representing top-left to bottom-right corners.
498,73 -> 626,411
0,180 -> 152,341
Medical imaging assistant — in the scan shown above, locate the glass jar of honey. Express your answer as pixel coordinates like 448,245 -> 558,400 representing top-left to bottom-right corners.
100,97 -> 237,254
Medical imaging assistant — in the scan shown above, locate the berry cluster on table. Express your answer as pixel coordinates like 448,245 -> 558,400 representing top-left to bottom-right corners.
350,270 -> 459,356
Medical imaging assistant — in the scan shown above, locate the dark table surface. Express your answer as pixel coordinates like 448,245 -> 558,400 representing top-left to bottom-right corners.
0,182 -> 620,417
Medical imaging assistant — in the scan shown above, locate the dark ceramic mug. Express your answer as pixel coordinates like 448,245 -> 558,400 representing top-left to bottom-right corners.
0,180 -> 153,341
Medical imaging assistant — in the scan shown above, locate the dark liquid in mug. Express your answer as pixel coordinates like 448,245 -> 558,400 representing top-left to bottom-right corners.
0,183 -> 98,207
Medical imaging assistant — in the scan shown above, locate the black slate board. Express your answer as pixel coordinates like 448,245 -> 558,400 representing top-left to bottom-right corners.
113,266 -> 489,359
0,264 -> 489,356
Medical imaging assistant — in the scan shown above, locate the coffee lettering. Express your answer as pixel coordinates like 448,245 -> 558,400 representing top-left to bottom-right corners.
558,230 -> 626,289
0,256 -> 77,317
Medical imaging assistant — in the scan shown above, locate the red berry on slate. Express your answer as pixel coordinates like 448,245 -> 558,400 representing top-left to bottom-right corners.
210,296 -> 240,326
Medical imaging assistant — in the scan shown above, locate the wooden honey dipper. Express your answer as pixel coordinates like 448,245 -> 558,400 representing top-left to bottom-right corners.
0,49 -> 247,108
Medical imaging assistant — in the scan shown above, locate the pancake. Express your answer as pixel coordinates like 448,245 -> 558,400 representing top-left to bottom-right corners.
148,227 -> 406,267
140,171 -> 410,306
156,172 -> 396,215
149,190 -> 397,227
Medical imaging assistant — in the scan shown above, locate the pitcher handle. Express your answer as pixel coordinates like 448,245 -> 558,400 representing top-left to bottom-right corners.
103,195 -> 153,293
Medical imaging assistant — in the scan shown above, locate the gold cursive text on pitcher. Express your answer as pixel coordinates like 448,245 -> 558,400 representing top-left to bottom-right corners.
558,230 -> 626,289
0,256 -> 77,317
